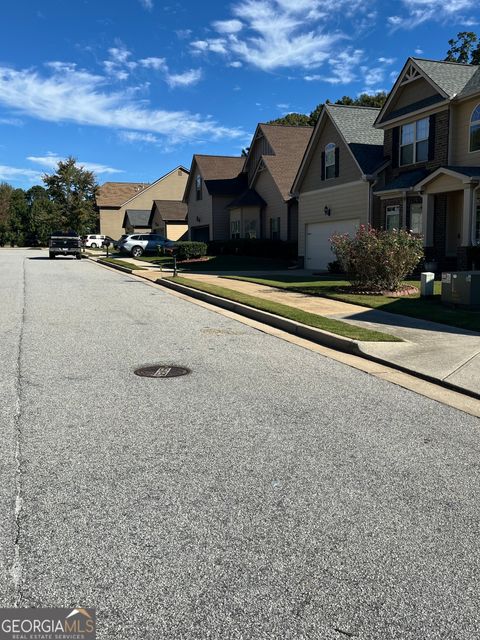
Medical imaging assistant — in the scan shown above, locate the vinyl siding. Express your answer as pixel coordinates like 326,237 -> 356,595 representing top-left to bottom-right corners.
386,77 -> 440,114
99,168 -> 189,238
298,181 -> 369,256
186,173 -> 213,239
166,223 -> 188,241
253,168 -> 288,240
423,173 -> 465,194
300,118 -> 361,193
245,134 -> 274,182
450,95 -> 480,166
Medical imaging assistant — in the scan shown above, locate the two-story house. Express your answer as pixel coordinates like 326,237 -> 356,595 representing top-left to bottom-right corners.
373,57 -> 480,270
97,166 -> 189,239
228,124 -> 312,243
184,155 -> 246,242
292,104 -> 386,270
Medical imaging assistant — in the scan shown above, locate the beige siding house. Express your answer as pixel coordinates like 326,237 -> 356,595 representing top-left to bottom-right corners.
97,166 -> 189,239
292,104 -> 385,270
229,124 -> 312,243
150,200 -> 188,241
184,155 -> 246,242
373,57 -> 480,270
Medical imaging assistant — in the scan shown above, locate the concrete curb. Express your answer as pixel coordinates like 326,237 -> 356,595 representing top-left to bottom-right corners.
156,277 -> 480,402
97,258 -> 137,274
156,277 -> 367,356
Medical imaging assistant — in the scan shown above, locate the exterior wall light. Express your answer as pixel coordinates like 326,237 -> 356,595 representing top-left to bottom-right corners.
324,206 -> 331,216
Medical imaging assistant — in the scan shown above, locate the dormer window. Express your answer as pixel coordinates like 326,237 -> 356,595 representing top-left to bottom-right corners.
195,175 -> 202,201
470,105 -> 480,153
325,143 -> 336,179
400,117 -> 429,166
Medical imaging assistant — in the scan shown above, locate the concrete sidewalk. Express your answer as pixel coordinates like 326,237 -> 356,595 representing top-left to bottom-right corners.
167,273 -> 480,397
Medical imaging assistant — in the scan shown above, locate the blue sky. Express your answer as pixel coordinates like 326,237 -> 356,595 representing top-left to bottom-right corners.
0,0 -> 478,188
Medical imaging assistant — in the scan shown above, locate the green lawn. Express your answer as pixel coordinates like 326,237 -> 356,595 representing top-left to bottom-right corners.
99,257 -> 147,270
167,276 -> 400,342
226,275 -> 480,333
136,254 -> 293,271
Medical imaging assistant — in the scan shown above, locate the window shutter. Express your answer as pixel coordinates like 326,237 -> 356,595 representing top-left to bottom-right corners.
391,127 -> 400,169
321,151 -> 326,181
334,147 -> 340,178
428,114 -> 436,162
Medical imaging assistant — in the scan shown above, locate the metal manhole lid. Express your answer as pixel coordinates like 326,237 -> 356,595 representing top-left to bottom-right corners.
134,365 -> 191,378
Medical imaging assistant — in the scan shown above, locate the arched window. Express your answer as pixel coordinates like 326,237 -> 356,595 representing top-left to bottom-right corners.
325,143 -> 336,179
470,104 -> 480,152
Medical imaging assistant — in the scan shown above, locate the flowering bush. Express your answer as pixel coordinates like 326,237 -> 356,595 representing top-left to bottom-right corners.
330,225 -> 424,292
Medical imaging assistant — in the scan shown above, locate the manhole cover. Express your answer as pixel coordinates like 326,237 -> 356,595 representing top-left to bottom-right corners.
134,365 -> 191,378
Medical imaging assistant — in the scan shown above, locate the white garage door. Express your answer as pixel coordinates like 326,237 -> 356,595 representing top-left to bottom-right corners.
305,219 -> 359,271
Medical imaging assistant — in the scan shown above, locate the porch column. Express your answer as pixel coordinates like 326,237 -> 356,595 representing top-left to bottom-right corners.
462,183 -> 475,246
421,193 -> 434,246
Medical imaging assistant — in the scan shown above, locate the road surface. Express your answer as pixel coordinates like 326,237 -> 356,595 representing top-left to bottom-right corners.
0,248 -> 479,639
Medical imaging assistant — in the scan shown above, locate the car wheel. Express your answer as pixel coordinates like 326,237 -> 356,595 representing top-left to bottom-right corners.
49,253 -> 55,259
131,246 -> 143,258
91,242 -> 97,248
76,253 -> 82,260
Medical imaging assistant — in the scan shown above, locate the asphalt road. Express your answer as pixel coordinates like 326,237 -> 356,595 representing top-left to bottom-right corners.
1,248 -> 480,640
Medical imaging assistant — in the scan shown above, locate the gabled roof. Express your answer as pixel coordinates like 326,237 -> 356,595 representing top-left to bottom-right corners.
151,200 -> 188,221
246,124 -> 313,201
184,155 -> 245,202
96,182 -> 149,208
123,210 -> 152,228
412,58 -> 478,99
292,104 -> 385,192
375,57 -> 479,127
458,67 -> 480,99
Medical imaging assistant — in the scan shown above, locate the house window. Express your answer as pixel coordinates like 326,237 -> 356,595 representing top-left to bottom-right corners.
245,219 -> 257,239
325,143 -> 336,180
386,205 -> 401,230
270,217 -> 280,240
410,203 -> 423,235
195,175 -> 202,201
231,220 -> 240,239
470,105 -> 480,153
400,117 -> 429,165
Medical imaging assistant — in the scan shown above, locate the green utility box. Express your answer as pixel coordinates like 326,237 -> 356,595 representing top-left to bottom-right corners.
441,271 -> 480,309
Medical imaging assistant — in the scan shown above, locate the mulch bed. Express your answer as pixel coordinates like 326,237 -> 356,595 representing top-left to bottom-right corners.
337,285 -> 419,297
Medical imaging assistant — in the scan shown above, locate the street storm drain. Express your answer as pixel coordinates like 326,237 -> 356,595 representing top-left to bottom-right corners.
134,365 -> 191,378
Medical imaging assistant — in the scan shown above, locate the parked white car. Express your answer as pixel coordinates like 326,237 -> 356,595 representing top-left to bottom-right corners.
84,234 -> 112,248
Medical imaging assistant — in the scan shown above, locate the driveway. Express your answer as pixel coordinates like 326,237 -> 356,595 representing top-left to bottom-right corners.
1,248 -> 479,639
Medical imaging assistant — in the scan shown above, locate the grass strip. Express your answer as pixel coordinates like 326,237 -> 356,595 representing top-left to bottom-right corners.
225,275 -> 480,333
168,276 -> 400,342
100,258 -> 147,270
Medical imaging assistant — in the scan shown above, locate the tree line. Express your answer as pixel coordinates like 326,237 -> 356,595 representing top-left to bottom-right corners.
0,157 -> 98,246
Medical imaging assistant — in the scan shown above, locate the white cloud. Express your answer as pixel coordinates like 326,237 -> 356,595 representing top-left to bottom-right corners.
176,29 -> 192,39
165,68 -> 203,88
388,0 -> 476,28
212,19 -> 243,34
378,57 -> 395,65
27,153 -> 124,175
0,165 -> 39,182
305,49 -> 364,84
0,116 -> 23,126
139,57 -> 167,70
119,131 -> 161,144
0,64 -> 243,143
414,48 -> 424,55
193,0 -> 372,72
139,0 -> 153,10
362,66 -> 385,87
228,61 -> 243,68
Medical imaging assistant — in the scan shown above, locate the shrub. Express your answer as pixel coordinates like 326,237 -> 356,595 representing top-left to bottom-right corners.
330,225 -> 424,292
166,241 -> 207,261
207,238 -> 297,260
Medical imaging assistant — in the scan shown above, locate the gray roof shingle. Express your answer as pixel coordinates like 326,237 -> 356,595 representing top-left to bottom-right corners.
374,169 -> 431,193
412,58 -> 478,98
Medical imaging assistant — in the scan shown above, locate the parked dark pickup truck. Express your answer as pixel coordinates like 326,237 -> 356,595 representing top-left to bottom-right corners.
49,231 -> 82,259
